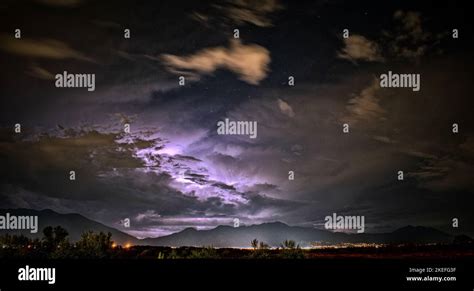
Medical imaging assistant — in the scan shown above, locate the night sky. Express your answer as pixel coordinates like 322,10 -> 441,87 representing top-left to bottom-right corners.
1,0 -> 473,238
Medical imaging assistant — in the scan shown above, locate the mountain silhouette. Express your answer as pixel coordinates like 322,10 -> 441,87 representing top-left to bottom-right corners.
143,221 -> 453,248
0,208 -> 138,245
0,209 -> 453,248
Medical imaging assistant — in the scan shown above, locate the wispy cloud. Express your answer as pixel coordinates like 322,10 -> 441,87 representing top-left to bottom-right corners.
384,10 -> 448,59
343,78 -> 385,123
161,39 -> 270,85
220,0 -> 283,27
277,99 -> 295,118
0,35 -> 94,62
410,137 -> 474,191
193,0 -> 283,27
26,65 -> 55,80
339,11 -> 448,63
338,35 -> 384,63
387,10 -> 431,58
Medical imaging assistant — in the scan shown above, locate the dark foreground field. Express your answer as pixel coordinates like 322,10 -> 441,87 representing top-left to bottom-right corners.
1,256 -> 473,290
2,239 -> 473,260
2,230 -> 473,289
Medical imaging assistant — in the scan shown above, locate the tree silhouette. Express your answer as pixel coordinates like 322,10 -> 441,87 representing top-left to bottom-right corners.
251,238 -> 259,250
76,231 -> 113,258
280,240 -> 304,259
189,246 -> 218,259
42,226 -> 69,251
282,240 -> 297,249
258,241 -> 269,249
42,226 -> 54,248
53,226 -> 69,244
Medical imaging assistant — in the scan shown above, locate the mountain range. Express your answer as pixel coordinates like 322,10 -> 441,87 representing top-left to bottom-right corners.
0,208 -> 139,245
0,209 -> 454,248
